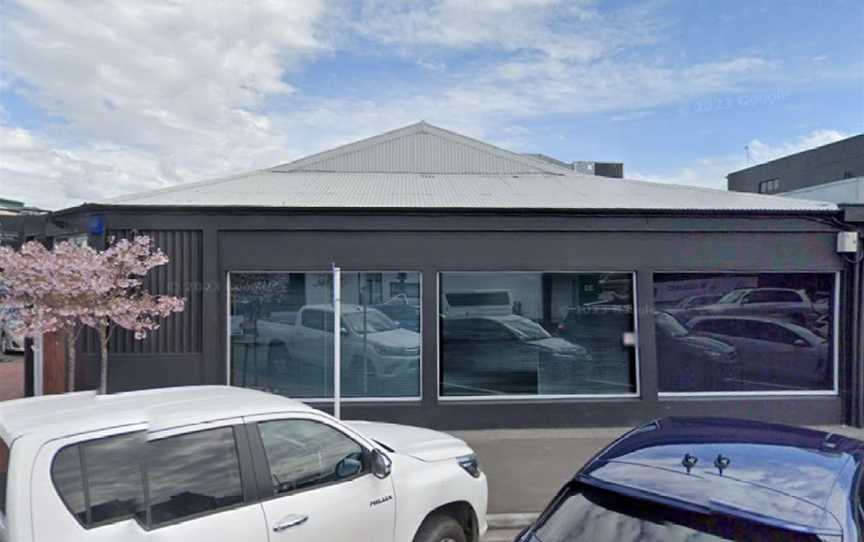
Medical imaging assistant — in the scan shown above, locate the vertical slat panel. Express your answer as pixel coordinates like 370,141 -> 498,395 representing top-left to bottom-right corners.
82,230 -> 202,355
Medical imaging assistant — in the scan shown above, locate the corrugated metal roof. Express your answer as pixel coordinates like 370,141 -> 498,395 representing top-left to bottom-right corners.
272,121 -> 570,174
97,122 -> 838,212
104,170 -> 837,211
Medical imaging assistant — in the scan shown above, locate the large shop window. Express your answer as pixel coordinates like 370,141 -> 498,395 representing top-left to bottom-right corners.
439,272 -> 637,397
230,272 -> 421,399
654,273 -> 837,393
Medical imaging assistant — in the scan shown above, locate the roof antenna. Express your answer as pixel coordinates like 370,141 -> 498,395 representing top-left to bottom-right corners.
682,453 -> 698,474
714,454 -> 730,476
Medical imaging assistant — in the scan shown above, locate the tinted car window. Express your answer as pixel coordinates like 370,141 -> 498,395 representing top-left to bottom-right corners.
51,432 -> 145,527
146,427 -> 244,526
533,482 -> 820,542
51,445 -> 87,523
83,433 -> 146,524
446,291 -> 510,307
258,419 -> 365,495
301,309 -> 327,331
0,438 -> 9,516
732,321 -> 799,344
763,323 -> 805,345
691,319 -> 739,336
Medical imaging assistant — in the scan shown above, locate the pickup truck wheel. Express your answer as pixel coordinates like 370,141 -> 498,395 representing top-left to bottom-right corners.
413,514 -> 466,542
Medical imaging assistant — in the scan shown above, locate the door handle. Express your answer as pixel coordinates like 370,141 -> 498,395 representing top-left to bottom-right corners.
273,514 -> 309,532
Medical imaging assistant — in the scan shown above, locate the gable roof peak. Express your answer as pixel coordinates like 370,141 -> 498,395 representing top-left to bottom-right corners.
271,121 -> 572,175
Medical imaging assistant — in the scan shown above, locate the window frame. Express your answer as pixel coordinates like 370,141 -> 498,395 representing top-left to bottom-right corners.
758,178 -> 780,194
656,270 -> 840,398
226,270 -> 424,403
437,271 -> 641,401
243,412 -> 376,502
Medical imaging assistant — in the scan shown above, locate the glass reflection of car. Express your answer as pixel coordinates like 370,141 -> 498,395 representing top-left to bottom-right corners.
557,305 -> 632,364
371,303 -> 420,332
687,316 -> 830,389
674,294 -> 723,310
442,315 -> 591,375
257,304 -> 420,385
518,417 -> 862,542
671,287 -> 819,329
654,311 -> 740,392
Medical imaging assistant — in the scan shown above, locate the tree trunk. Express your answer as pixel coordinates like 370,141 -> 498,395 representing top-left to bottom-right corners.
66,325 -> 77,392
98,324 -> 109,394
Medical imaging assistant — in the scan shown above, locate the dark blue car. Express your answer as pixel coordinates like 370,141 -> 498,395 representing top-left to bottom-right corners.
517,417 -> 863,541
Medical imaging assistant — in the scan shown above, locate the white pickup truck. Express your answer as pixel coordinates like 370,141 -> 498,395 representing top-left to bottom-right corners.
256,304 -> 421,383
0,386 -> 487,542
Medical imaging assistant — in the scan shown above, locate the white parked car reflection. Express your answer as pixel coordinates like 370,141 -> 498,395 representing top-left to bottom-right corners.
687,315 -> 830,389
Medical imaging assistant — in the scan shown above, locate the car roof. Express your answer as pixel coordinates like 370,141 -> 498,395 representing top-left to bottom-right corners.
581,417 -> 862,535
0,385 -> 312,444
727,287 -> 800,294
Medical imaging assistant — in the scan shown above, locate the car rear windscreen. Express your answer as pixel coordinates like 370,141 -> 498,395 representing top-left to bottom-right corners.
532,482 -> 822,542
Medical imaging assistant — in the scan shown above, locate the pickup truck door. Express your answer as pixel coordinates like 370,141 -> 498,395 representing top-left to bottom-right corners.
245,412 -> 396,542
294,309 -> 333,387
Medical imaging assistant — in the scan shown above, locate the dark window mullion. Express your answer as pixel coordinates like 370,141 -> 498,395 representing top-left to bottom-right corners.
78,444 -> 92,527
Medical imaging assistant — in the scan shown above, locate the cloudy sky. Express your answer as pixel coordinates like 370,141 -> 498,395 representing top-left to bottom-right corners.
1,0 -> 862,210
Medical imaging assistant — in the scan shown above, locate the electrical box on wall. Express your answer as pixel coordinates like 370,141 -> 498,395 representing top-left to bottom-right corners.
837,231 -> 859,253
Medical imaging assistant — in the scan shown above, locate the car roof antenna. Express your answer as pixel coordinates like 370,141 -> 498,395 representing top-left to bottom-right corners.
682,453 -> 698,474
714,454 -> 730,476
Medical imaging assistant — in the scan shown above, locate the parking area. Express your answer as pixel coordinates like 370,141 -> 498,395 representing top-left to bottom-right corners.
0,353 -> 24,401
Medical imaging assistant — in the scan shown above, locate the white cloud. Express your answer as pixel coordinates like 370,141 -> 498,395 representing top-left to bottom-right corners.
0,0 -> 857,209
630,129 -> 853,190
351,0 -> 660,61
1,0 -> 330,207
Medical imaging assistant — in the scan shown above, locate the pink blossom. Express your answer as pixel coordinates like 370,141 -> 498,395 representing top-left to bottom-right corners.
0,235 -> 185,345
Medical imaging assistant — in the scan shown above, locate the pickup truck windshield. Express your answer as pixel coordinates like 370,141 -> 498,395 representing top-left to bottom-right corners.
532,482 -> 821,542
343,310 -> 398,333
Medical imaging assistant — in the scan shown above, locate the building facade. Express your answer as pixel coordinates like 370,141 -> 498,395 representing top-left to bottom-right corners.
28,123 -> 863,429
727,134 -> 864,200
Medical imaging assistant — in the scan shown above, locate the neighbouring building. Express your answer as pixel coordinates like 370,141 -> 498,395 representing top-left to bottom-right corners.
0,198 -> 47,247
20,122 -> 864,429
727,134 -> 864,203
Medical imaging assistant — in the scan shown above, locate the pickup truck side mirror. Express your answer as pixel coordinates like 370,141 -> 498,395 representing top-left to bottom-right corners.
371,449 -> 392,479
793,338 -> 809,347
340,327 -> 349,336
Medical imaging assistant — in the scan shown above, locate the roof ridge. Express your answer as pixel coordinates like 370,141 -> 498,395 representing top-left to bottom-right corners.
270,121 -> 572,174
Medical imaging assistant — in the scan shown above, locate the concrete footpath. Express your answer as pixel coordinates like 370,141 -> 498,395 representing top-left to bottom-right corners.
454,424 -> 864,541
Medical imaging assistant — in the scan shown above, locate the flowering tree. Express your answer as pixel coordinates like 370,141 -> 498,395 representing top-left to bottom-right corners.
0,236 -> 185,393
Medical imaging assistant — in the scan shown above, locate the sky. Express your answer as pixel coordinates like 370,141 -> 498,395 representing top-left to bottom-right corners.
0,0 -> 862,210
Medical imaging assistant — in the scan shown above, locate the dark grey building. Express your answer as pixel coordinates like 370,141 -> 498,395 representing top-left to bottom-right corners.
29,122 -> 864,430
727,134 -> 864,199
